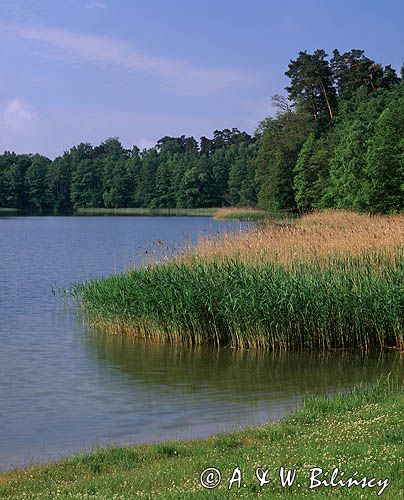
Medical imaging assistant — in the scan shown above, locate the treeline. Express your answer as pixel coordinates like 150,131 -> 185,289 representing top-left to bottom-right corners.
0,48 -> 403,214
0,130 -> 257,213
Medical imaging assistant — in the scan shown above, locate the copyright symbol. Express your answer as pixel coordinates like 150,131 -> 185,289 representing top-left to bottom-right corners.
200,467 -> 221,489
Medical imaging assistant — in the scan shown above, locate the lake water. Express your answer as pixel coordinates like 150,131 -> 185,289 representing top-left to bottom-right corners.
0,216 -> 402,471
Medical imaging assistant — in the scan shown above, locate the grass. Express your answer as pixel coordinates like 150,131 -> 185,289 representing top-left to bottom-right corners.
212,207 -> 284,221
75,211 -> 404,351
75,207 -> 219,217
0,378 -> 402,499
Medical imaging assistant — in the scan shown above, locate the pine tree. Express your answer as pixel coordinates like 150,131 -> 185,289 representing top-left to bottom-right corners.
286,50 -> 336,120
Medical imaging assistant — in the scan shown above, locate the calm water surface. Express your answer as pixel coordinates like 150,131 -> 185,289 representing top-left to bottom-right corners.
0,216 -> 402,471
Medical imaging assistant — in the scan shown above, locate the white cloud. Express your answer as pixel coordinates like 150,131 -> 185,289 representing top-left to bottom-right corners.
0,98 -> 43,154
2,98 -> 33,132
10,24 -> 253,95
85,1 -> 107,10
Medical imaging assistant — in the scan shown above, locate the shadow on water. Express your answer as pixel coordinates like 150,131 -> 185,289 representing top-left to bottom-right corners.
85,326 -> 403,413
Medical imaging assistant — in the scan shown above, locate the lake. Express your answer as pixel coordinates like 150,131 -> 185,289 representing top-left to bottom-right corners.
0,215 -> 401,471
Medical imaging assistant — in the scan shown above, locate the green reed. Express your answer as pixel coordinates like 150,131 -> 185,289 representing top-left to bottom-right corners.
75,207 -> 218,216
214,211 -> 279,221
75,253 -> 404,350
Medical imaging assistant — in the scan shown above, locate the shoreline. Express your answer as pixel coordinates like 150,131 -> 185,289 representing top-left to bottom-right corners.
0,378 -> 402,498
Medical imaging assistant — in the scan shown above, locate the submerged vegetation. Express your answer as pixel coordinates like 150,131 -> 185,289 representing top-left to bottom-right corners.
76,211 -> 404,351
0,378 -> 402,499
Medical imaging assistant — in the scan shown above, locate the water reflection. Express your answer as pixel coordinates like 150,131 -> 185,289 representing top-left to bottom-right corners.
86,330 -> 403,423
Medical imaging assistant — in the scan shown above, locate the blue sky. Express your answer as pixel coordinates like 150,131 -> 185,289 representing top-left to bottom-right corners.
1,0 -> 403,158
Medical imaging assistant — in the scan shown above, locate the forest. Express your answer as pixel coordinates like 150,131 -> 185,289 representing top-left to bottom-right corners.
0,48 -> 403,214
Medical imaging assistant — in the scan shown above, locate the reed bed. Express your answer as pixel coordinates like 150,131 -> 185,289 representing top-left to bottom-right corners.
76,211 -> 404,350
184,210 -> 404,267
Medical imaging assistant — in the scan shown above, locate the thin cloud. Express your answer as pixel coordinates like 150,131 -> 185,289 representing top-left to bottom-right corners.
137,138 -> 157,150
10,24 -> 254,95
85,1 -> 107,10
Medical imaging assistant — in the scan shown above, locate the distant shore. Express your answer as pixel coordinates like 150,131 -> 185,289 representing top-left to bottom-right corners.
0,206 -> 275,222
0,207 -> 20,213
75,206 -> 275,221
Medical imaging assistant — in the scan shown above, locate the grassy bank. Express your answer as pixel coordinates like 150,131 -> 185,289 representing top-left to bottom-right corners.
0,379 -> 402,499
0,207 -> 20,213
76,211 -> 404,350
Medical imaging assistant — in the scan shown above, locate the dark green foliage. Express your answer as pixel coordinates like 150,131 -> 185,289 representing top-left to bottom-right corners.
25,155 -> 51,211
331,49 -> 381,96
46,154 -> 73,213
365,95 -> 404,212
227,143 -> 257,206
323,85 -> 403,212
0,130 -> 254,213
293,133 -> 317,211
255,112 -> 313,211
294,131 -> 336,211
0,154 -> 31,208
71,158 -> 103,209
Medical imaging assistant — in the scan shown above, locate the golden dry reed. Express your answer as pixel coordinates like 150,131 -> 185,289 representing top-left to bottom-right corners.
185,210 -> 404,267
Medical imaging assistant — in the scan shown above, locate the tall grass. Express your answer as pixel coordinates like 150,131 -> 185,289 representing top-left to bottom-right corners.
76,257 -> 404,351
